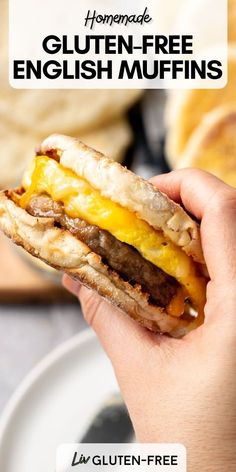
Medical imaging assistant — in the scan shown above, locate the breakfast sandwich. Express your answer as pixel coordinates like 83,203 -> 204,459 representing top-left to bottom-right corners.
0,135 -> 207,337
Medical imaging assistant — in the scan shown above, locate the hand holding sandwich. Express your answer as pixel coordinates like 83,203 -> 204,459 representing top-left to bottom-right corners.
0,136 -> 234,470
0,135 -> 207,337
64,169 -> 236,472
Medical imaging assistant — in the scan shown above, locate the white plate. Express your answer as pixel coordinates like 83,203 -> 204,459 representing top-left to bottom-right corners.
0,329 -> 119,472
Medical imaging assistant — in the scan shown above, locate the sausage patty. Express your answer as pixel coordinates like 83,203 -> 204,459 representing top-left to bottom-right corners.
26,194 -> 179,307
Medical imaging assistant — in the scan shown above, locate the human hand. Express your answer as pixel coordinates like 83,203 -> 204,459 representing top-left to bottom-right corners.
63,169 -> 236,471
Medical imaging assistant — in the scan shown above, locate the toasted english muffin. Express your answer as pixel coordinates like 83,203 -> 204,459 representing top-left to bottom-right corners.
0,135 -> 207,337
176,104 -> 236,188
165,47 -> 236,168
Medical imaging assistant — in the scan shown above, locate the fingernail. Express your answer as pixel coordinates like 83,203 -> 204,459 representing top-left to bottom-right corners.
62,274 -> 81,296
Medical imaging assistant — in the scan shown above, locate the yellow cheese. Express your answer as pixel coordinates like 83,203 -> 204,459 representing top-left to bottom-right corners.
20,156 -> 206,313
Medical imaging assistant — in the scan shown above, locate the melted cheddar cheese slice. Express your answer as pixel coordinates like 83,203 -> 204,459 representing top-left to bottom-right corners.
20,156 -> 206,314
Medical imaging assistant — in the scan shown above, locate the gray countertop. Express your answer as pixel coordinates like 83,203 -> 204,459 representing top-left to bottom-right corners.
0,302 -> 87,413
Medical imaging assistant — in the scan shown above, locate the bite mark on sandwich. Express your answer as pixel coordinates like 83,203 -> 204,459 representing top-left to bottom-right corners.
0,134 -> 207,337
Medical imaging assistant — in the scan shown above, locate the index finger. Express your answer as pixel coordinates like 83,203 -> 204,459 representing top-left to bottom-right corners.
149,168 -> 232,220
150,169 -> 236,285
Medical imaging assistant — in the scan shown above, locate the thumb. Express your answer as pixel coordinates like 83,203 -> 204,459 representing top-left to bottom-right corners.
62,274 -> 155,379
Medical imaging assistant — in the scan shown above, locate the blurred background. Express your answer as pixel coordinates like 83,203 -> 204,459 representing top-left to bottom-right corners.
0,0 -> 236,468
